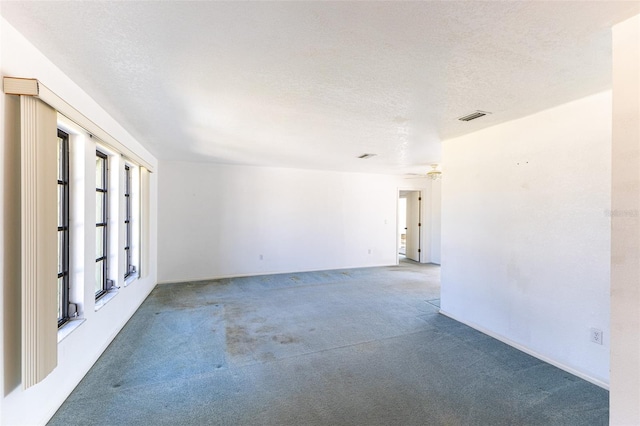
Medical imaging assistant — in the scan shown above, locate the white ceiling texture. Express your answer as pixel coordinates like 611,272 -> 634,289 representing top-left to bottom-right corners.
2,1 -> 639,175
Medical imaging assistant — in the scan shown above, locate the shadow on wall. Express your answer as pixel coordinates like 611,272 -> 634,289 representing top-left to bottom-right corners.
4,94 -> 22,395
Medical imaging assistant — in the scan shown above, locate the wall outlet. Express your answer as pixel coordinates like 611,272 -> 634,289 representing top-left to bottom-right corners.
590,328 -> 603,345
259,254 -> 263,260
367,249 -> 372,254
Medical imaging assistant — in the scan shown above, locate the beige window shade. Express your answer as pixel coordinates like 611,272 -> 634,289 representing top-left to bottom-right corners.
21,96 -> 58,389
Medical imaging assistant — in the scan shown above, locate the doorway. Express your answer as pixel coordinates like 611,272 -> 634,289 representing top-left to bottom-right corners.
398,190 -> 421,262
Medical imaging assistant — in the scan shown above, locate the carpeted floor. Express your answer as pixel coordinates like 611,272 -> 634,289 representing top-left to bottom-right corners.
48,261 -> 608,425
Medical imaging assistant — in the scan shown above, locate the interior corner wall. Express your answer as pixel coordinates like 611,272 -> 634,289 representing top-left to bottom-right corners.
1,17 -> 159,425
440,91 -> 612,386
158,161 -> 414,283
429,179 -> 441,265
610,13 -> 640,426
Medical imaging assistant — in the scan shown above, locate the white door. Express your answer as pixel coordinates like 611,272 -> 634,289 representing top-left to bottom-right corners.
405,191 -> 421,261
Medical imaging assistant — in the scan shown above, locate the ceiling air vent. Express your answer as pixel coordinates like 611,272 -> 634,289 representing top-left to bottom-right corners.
458,110 -> 491,122
358,153 -> 377,159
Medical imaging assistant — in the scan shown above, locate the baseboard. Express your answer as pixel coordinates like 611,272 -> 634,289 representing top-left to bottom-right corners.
156,263 -> 397,285
438,309 -> 610,390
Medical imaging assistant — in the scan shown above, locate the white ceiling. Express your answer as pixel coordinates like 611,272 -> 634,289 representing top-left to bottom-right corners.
2,1 -> 638,175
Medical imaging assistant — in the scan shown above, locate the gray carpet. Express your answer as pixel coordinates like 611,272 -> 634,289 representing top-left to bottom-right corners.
48,262 -> 608,425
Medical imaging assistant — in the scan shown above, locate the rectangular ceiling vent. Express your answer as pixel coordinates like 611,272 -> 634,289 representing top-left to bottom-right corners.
358,153 -> 377,159
458,110 -> 491,122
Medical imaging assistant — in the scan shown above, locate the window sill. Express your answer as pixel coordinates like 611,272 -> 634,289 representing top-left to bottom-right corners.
57,317 -> 86,343
94,289 -> 118,311
124,273 -> 139,287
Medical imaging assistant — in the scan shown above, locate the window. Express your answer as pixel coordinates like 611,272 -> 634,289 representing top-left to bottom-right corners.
95,150 -> 109,299
124,164 -> 134,279
57,130 -> 70,327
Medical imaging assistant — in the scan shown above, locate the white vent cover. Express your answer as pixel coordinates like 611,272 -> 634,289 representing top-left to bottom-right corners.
458,110 -> 491,121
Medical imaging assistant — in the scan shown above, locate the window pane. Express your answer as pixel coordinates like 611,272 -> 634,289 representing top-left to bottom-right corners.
95,261 -> 104,294
58,185 -> 63,227
96,156 -> 104,189
58,231 -> 64,274
57,137 -> 63,181
96,192 -> 104,223
96,226 -> 104,258
58,276 -> 64,320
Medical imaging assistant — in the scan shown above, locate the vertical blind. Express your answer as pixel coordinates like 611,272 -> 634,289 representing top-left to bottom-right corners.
20,95 -> 58,388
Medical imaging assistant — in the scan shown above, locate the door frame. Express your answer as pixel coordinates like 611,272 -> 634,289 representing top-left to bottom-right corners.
397,189 -> 422,265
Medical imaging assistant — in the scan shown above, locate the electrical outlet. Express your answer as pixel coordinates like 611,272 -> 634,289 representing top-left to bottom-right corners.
259,254 -> 263,260
590,328 -> 603,345
367,249 -> 372,254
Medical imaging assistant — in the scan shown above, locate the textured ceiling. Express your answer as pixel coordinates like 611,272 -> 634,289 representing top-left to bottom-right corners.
2,1 -> 639,174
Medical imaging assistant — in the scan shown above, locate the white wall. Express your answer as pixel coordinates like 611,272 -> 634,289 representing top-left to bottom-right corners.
429,180 -> 441,264
158,161 -> 440,283
610,14 -> 640,426
441,91 -> 611,386
1,18 -> 158,425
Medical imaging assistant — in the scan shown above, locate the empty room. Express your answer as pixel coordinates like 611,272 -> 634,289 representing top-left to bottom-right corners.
1,1 -> 639,425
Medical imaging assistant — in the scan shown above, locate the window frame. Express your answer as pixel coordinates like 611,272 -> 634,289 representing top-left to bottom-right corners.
57,129 -> 70,327
124,164 -> 133,279
95,150 -> 109,300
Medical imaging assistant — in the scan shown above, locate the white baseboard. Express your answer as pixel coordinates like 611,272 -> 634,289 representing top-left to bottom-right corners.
156,263 -> 397,285
438,309 -> 609,390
